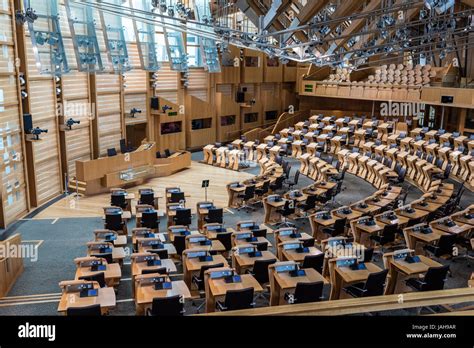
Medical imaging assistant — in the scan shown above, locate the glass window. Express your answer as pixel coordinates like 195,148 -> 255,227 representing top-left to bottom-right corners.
245,56 -> 259,67
265,110 -> 278,121
161,121 -> 182,135
221,115 -> 236,126
191,118 -> 212,130
244,113 -> 258,123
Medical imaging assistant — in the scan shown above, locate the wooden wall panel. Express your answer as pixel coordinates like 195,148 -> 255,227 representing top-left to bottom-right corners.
124,93 -> 147,125
96,93 -> 122,155
215,84 -> 240,142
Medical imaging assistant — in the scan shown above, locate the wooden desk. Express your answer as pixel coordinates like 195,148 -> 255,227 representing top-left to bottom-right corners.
351,219 -> 383,247
403,224 -> 448,252
135,277 -> 191,315
411,200 -> 442,212
385,255 -> 442,295
430,219 -> 471,236
183,254 -> 229,288
351,202 -> 381,215
232,250 -> 279,274
131,258 -> 177,277
270,267 -> 327,306
233,234 -> 273,248
75,263 -> 122,287
310,212 -> 336,241
138,241 -> 177,256
395,206 -> 430,221
206,274 -> 263,313
329,261 -> 382,300
188,239 -> 226,253
281,246 -> 323,264
263,197 -> 287,224
58,283 -> 116,315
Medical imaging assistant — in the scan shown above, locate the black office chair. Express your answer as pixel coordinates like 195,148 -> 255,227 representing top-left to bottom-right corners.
204,208 -> 223,224
301,238 -> 315,248
406,265 -> 450,291
164,149 -> 173,157
286,170 -> 300,190
91,253 -> 113,264
105,213 -> 125,233
269,176 -> 285,192
252,228 -> 267,238
139,192 -> 155,206
141,267 -> 167,275
216,232 -> 233,253
79,272 -> 106,288
254,181 -> 270,204
110,194 -> 127,209
173,208 -> 192,226
141,210 -> 159,229
173,235 -> 187,259
216,288 -> 255,311
363,248 -> 374,263
298,195 -> 318,217
237,185 -> 256,212
423,234 -> 457,258
321,218 -> 347,238
107,148 -> 117,157
254,241 -> 268,251
247,259 -> 276,287
302,254 -> 324,274
370,224 -> 397,255
67,304 -> 102,316
343,269 -> 389,298
284,281 -> 324,304
192,263 -> 224,313
169,192 -> 185,204
276,200 -> 296,228
147,249 -> 168,259
156,151 -> 162,159
146,295 -> 184,316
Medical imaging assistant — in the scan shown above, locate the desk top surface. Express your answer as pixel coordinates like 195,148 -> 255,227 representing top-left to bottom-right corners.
391,255 -> 442,275
336,262 -> 382,284
136,280 -> 191,305
208,274 -> 264,297
58,287 -> 116,312
274,268 -> 327,289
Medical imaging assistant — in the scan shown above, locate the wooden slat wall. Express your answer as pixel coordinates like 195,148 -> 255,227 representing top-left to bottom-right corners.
96,89 -> 122,155
124,43 -> 147,126
59,3 -> 93,178
154,62 -> 179,104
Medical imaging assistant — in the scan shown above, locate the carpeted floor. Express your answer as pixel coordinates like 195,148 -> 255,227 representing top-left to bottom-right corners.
0,152 -> 472,315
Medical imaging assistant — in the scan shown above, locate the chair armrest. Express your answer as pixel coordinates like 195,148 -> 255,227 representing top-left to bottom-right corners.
216,301 -> 227,311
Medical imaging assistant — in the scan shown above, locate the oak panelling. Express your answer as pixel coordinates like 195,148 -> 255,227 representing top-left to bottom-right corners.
0,13 -> 14,43
65,127 -> 92,177
0,76 -> 17,105
96,74 -> 120,94
263,55 -> 283,83
185,95 -> 215,148
124,93 -> 147,125
215,84 -> 240,142
97,93 -> 121,156
0,45 -> 15,73
241,49 -> 264,84
62,72 -> 89,100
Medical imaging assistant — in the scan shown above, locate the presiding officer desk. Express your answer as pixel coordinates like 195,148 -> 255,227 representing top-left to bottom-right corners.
75,142 -> 191,195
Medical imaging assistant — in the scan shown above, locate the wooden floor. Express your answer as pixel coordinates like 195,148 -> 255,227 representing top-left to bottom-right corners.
34,162 -> 254,219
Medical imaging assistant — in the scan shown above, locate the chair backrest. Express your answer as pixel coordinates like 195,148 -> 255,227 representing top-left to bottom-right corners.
436,234 -> 457,256
140,192 -> 155,206
105,214 -> 122,231
381,223 -> 397,243
164,149 -> 172,157
252,259 -> 277,284
422,265 -> 450,291
156,151 -> 162,158
79,272 -> 106,288
223,287 -> 254,311
216,232 -> 233,251
302,253 -> 324,273
333,217 -> 347,236
304,195 -> 318,210
170,192 -> 185,203
252,228 -> 267,238
142,267 -> 167,275
285,165 -> 291,179
260,180 -> 270,194
282,200 -> 296,215
243,185 -> 256,200
274,176 -> 285,189
111,194 -> 126,207
363,269 -> 389,296
207,208 -> 223,224
142,211 -> 158,229
107,148 -> 117,157
173,235 -> 187,256
293,281 -> 324,304
302,238 -> 315,248
67,304 -> 102,316
293,170 -> 300,185
148,249 -> 168,259
254,241 -> 268,251
175,209 -> 192,225
363,248 -> 374,262
150,295 -> 183,316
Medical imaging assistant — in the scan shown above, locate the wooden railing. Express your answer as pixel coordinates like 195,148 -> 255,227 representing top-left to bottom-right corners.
200,287 -> 474,316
